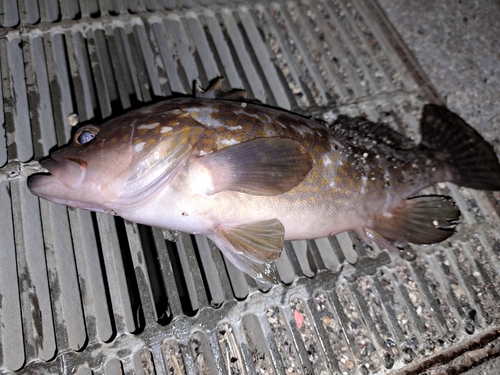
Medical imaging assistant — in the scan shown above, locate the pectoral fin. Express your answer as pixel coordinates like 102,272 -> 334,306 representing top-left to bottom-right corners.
364,195 -> 460,251
210,219 -> 285,283
124,126 -> 204,199
199,137 -> 312,196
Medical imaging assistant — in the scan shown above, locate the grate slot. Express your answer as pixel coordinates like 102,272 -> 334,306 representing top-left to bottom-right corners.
151,228 -> 183,318
330,0 -> 395,93
137,225 -> 171,325
273,247 -> 295,285
40,201 -> 87,351
185,13 -> 220,83
162,339 -> 186,375
133,20 -> 168,97
220,9 -> 267,103
238,6 -> 291,110
354,0 -> 420,93
241,313 -> 276,375
266,4 -> 346,105
24,33 -> 57,158
95,213 -> 137,333
222,254 -> 249,301
11,180 -> 57,362
133,347 -> 156,375
216,322 -> 246,375
409,261 -> 450,340
124,221 -> 158,325
123,23 -> 151,103
4,36 -> 32,162
290,1 -> 363,99
290,240 -> 316,279
190,330 -> 218,374
377,268 -> 425,352
312,290 -> 355,373
172,233 -> 207,314
456,243 -> 498,323
164,14 -> 200,91
192,235 -> 225,309
351,280 -> 394,363
46,32 -> 76,145
0,54 -> 5,166
104,25 -> 133,109
203,9 -> 245,92
313,237 -> 341,271
119,24 -> 151,103
104,357 -> 124,374
149,20 -> 186,95
336,231 -> 359,264
2,0 -> 19,28
0,181 -> 24,371
86,28 -> 115,119
68,208 -> 114,343
394,261 -> 441,349
444,247 -> 483,331
256,4 -> 320,109
60,0 -> 81,20
66,29 -> 97,123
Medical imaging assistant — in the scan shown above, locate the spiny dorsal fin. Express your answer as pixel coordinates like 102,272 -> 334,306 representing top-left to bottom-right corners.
210,219 -> 285,283
198,137 -> 312,196
364,195 -> 460,251
333,115 -> 414,150
194,77 -> 247,100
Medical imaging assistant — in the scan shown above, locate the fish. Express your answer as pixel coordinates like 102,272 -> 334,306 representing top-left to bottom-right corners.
29,78 -> 500,283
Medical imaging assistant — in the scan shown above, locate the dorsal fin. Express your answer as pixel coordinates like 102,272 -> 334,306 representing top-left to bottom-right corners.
194,77 -> 247,100
333,115 -> 414,150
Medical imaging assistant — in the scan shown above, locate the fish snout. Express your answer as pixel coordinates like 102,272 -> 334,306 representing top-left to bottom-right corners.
38,156 -> 88,189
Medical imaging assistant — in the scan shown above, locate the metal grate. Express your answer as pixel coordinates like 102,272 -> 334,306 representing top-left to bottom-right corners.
1,0 -> 499,374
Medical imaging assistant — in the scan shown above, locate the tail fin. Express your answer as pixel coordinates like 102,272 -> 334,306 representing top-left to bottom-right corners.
421,104 -> 500,191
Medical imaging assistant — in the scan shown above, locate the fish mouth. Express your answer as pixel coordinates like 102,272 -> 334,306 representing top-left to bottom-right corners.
30,156 -> 87,192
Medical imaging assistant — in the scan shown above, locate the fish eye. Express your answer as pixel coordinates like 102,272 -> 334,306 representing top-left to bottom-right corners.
74,125 -> 100,145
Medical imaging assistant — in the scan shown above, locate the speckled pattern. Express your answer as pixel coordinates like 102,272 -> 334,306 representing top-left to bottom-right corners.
377,0 -> 500,148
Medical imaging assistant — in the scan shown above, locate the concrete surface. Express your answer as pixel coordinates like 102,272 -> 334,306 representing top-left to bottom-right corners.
377,0 -> 500,146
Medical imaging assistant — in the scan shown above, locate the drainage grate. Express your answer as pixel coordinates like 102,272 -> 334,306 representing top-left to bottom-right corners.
1,0 -> 499,374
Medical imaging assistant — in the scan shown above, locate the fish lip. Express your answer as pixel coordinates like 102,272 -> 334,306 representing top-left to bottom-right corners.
37,155 -> 87,189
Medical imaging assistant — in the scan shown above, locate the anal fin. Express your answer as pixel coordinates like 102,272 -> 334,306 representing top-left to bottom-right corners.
364,195 -> 460,251
210,219 -> 285,283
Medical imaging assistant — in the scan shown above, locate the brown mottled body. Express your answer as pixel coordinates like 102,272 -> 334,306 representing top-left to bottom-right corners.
114,98 -> 441,239
29,79 -> 500,282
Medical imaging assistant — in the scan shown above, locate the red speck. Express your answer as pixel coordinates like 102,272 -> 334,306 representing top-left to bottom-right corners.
294,310 -> 305,329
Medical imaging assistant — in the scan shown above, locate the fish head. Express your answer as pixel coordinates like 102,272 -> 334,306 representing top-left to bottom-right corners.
29,122 -> 137,214
29,105 -> 206,214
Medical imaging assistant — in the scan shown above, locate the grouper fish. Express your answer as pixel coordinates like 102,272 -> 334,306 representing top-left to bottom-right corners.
29,78 -> 500,282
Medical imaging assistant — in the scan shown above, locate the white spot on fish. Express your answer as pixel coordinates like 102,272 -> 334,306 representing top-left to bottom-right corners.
322,155 -> 333,166
135,142 -> 145,152
161,126 -> 173,133
360,176 -> 368,195
138,122 -> 160,130
382,212 -> 393,218
219,138 -> 239,147
291,124 -> 314,137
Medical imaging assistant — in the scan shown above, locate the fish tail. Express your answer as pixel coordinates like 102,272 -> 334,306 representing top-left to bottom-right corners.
421,104 -> 500,191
